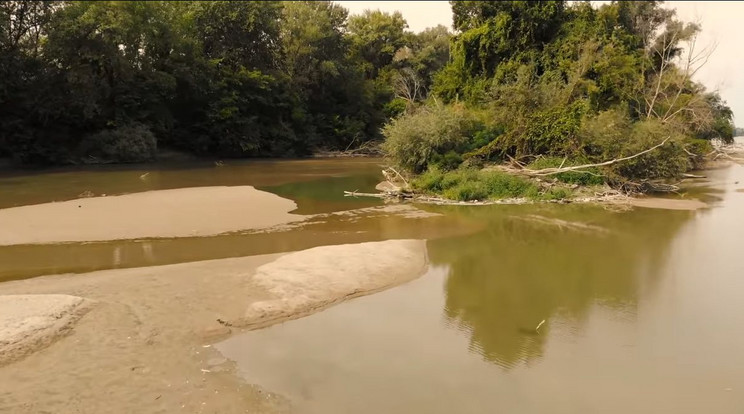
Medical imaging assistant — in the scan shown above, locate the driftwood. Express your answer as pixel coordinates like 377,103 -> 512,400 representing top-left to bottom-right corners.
344,190 -> 413,200
618,180 -> 680,194
519,137 -> 670,177
344,190 -> 388,198
314,140 -> 383,158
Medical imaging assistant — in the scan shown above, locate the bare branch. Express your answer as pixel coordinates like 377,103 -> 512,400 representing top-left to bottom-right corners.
521,138 -> 671,177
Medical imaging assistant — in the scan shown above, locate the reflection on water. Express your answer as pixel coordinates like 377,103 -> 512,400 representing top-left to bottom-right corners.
0,205 -> 481,282
428,204 -> 692,368
218,165 -> 744,414
263,173 -> 383,214
0,158 -> 407,281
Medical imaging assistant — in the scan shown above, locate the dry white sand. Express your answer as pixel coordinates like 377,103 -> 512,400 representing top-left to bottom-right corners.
0,186 -> 303,245
244,240 -> 428,326
0,294 -> 90,365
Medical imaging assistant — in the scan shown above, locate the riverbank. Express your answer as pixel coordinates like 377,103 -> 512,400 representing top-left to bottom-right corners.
352,179 -> 710,211
349,145 -> 744,210
0,239 -> 427,413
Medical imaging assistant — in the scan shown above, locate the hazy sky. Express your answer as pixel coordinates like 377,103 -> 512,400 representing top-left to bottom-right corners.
337,1 -> 744,124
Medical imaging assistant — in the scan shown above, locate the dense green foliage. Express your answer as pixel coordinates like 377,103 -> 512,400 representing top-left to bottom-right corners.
412,167 -> 574,201
1,0 -> 734,178
0,1 -> 451,165
384,1 -> 736,191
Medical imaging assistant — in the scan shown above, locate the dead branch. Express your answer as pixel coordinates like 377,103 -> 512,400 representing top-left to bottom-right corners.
344,191 -> 389,198
383,166 -> 410,188
521,137 -> 670,177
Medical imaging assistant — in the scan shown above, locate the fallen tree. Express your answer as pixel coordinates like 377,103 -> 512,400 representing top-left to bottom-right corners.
516,138 -> 670,177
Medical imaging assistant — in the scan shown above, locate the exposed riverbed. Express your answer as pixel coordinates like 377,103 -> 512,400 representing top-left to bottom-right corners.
1,156 -> 743,413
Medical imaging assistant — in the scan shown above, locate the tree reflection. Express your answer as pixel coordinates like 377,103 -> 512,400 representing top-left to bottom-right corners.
427,204 -> 695,368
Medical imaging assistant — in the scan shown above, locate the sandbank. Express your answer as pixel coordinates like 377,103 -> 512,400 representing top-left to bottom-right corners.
0,186 -> 303,245
0,239 -> 427,413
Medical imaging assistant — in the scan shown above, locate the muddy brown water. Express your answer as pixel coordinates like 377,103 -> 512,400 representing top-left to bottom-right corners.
2,158 -> 744,413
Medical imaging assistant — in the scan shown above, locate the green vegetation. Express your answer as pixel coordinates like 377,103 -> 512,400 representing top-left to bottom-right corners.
412,168 -> 575,202
527,157 -> 604,186
0,1 -> 450,165
383,1 -> 736,198
0,0 -> 735,199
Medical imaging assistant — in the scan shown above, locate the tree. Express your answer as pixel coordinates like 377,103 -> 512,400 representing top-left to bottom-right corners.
347,9 -> 409,79
278,1 -> 375,148
392,25 -> 451,103
0,1 -> 59,161
387,0 -> 734,186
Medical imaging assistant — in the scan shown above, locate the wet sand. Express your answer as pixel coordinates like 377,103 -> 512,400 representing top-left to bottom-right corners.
621,196 -> 708,211
0,186 -> 303,246
0,239 -> 427,413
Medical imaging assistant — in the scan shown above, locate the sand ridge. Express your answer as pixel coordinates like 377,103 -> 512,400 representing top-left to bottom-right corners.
243,240 -> 428,328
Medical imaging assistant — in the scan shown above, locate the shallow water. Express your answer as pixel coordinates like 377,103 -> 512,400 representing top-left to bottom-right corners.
216,164 -> 744,413
0,158 -> 450,281
2,157 -> 744,413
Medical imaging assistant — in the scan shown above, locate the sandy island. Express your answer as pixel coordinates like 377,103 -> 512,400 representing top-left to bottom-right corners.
0,186 -> 304,246
0,239 -> 427,413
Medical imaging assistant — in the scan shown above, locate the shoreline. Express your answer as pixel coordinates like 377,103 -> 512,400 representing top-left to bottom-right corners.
353,181 -> 711,211
0,240 -> 428,413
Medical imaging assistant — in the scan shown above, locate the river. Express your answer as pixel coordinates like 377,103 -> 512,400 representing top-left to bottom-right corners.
1,155 -> 744,413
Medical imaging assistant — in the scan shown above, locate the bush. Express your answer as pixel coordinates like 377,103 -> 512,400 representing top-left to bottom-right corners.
381,103 -> 484,173
520,101 -> 586,155
78,123 -> 157,163
430,150 -> 463,171
412,167 -> 540,201
579,110 -> 689,180
540,187 -> 572,200
611,119 -> 689,180
685,138 -> 713,169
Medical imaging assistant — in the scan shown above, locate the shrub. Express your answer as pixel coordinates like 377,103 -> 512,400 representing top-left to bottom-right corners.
78,123 -> 158,163
685,138 -> 713,169
382,103 -> 484,173
430,150 -> 464,171
611,119 -> 689,180
520,101 -> 586,155
540,187 -> 572,200
412,167 -> 540,201
579,110 -> 689,180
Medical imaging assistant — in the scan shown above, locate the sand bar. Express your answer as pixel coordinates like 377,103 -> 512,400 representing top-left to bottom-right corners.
0,239 -> 427,413
0,186 -> 303,245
